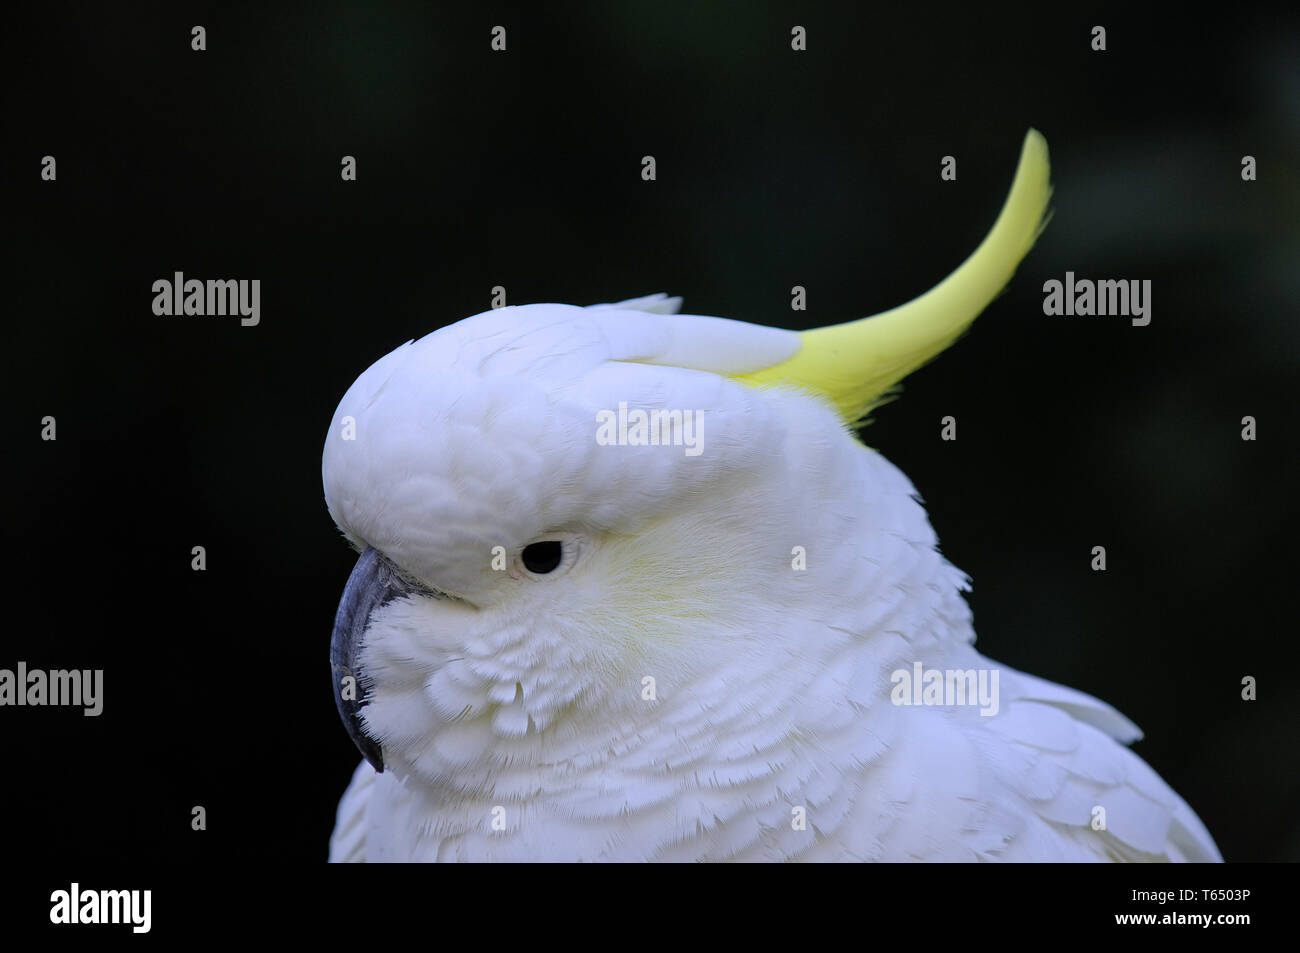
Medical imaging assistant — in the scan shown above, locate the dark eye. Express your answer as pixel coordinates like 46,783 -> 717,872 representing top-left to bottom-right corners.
521,540 -> 563,574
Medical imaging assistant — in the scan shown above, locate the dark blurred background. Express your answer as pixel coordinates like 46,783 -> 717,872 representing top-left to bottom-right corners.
5,3 -> 1297,863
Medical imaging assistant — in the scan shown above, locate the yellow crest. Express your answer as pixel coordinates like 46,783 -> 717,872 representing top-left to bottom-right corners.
736,129 -> 1052,424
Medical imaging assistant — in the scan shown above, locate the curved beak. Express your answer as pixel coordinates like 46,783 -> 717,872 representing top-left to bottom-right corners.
329,546 -> 409,774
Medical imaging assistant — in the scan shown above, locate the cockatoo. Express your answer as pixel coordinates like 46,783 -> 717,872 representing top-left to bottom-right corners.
323,130 -> 1221,862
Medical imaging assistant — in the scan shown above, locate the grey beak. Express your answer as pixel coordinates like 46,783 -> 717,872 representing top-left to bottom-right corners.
330,546 -> 409,774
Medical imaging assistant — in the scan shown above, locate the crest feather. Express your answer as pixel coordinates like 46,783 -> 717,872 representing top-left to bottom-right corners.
736,129 -> 1052,424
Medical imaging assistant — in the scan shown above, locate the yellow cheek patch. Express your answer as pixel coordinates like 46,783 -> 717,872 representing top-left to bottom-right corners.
735,129 -> 1052,426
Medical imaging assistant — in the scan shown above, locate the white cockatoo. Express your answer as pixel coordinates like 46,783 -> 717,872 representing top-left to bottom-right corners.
323,130 -> 1220,862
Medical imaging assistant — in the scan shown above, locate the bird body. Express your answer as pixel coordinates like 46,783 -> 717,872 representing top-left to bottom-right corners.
323,131 -> 1220,862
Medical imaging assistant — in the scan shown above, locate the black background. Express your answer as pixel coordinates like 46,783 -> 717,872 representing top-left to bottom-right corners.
5,2 -> 1298,868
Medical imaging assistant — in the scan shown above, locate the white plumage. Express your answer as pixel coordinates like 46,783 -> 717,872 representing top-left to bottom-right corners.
322,293 -> 1220,862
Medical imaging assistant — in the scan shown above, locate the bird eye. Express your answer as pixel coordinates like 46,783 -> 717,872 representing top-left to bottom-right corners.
521,540 -> 564,574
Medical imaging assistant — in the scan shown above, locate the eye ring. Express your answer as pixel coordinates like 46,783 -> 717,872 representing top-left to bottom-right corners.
514,532 -> 582,580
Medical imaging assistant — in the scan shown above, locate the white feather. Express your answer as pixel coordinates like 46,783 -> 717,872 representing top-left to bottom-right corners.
323,299 -> 1221,862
